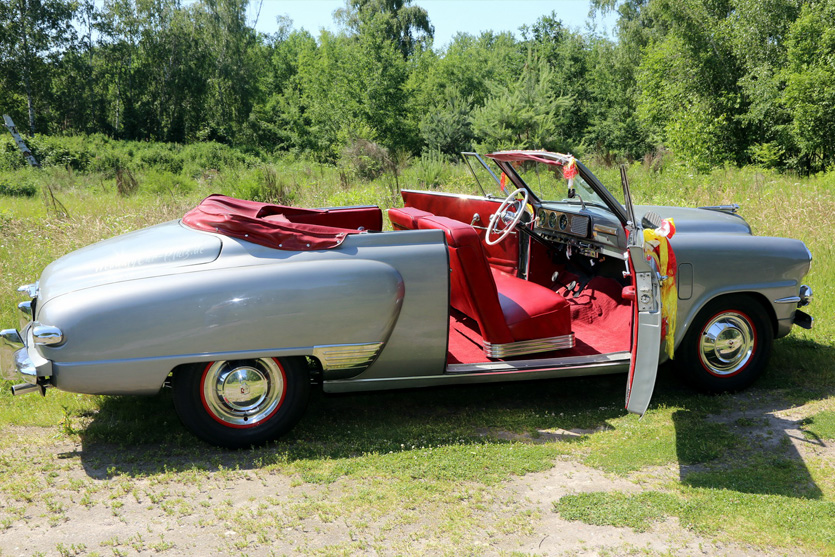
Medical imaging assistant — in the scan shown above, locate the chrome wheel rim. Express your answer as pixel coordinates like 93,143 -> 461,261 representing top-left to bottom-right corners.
699,312 -> 756,377
201,359 -> 286,427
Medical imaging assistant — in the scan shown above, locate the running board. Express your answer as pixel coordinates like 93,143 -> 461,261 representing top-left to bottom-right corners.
447,351 -> 630,375
321,352 -> 632,393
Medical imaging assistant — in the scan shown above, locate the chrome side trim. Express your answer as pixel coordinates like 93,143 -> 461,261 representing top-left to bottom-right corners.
774,296 -> 801,304
323,352 -> 632,392
313,342 -> 384,379
483,333 -> 575,359
699,204 -> 740,214
448,351 -> 629,374
401,189 -> 501,202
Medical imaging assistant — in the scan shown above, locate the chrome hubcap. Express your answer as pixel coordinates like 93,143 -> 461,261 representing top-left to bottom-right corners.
699,312 -> 755,376
202,359 -> 285,426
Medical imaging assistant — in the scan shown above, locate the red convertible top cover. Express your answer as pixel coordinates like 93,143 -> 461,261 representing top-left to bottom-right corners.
487,150 -> 572,166
182,195 -> 363,251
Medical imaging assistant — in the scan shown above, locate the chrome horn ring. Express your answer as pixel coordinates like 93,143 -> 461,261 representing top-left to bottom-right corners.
201,358 -> 286,427
699,312 -> 756,377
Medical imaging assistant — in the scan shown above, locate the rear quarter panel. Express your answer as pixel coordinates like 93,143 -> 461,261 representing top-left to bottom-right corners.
38,230 -> 450,395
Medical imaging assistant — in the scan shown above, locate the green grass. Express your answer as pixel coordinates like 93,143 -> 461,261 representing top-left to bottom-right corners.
0,143 -> 834,554
802,411 -> 835,441
555,491 -> 682,532
556,488 -> 835,554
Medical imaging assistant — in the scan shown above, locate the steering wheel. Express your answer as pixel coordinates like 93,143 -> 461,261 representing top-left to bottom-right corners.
485,188 -> 529,246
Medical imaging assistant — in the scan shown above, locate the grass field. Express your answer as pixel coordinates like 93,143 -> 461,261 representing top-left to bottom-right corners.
0,149 -> 833,555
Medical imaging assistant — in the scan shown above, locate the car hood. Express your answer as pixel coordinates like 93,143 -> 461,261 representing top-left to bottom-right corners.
635,205 -> 752,235
38,220 -> 222,302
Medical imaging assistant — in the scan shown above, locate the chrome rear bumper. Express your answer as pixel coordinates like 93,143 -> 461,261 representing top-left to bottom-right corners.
1,327 -> 50,396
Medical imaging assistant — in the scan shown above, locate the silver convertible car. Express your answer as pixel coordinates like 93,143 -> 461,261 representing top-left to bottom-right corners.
1,151 -> 814,448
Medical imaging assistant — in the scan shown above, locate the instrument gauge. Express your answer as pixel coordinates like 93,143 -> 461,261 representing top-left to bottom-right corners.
559,214 -> 569,231
548,212 -> 557,229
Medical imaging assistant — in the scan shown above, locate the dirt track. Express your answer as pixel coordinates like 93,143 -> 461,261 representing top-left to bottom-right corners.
3,402 -> 822,557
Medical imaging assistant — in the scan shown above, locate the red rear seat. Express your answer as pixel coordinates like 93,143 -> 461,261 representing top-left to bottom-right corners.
417,215 -> 573,357
388,207 -> 434,230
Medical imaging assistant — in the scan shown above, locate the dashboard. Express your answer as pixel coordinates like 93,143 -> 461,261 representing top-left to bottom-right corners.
537,208 -> 590,238
534,206 -> 626,260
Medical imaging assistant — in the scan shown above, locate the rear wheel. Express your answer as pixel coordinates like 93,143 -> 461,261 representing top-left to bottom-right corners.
172,357 -> 309,448
677,296 -> 773,393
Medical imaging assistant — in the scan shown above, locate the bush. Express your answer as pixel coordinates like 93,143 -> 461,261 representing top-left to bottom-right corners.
0,138 -> 27,171
220,166 -> 297,205
0,177 -> 37,197
141,169 -> 197,196
403,151 -> 454,188
180,142 -> 256,177
339,139 -> 389,181
136,143 -> 184,174
26,135 -> 93,170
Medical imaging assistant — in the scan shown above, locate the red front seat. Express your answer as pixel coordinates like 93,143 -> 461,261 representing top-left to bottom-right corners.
417,215 -> 573,358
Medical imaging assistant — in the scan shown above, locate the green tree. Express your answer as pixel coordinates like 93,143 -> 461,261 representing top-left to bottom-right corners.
418,86 -> 474,155
295,23 -> 411,159
406,31 -> 524,154
783,0 -> 835,171
244,26 -> 319,152
0,0 -> 77,134
471,60 -> 573,153
192,0 -> 260,143
335,0 -> 433,59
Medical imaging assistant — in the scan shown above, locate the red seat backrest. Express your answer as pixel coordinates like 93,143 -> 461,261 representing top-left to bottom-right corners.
388,207 -> 434,230
401,190 -> 518,274
418,216 -> 514,344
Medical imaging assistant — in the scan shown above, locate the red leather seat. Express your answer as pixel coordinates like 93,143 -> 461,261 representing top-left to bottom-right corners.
388,207 -> 434,230
417,215 -> 572,357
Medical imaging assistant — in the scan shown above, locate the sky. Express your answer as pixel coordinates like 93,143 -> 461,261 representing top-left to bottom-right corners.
246,0 -> 618,46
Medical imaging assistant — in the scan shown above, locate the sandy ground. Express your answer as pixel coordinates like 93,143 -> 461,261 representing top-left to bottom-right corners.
0,397 -> 829,557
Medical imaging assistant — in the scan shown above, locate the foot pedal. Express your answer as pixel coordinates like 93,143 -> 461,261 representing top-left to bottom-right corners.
564,281 -> 577,296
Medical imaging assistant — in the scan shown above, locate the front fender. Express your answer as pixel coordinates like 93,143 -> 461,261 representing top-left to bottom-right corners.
672,233 -> 812,349
37,259 -> 405,394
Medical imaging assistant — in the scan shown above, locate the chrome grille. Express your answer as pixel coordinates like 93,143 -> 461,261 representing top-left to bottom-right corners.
570,215 -> 590,236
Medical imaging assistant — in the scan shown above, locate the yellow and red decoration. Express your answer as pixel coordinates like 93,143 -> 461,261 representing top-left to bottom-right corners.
643,218 -> 677,359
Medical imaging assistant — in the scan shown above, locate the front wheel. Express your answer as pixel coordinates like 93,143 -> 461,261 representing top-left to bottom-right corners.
172,357 -> 309,448
677,296 -> 773,393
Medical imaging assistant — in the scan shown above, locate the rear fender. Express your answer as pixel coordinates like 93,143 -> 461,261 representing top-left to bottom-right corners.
39,259 -> 405,394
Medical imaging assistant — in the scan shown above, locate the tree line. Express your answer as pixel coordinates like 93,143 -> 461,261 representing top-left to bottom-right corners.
1,0 -> 833,173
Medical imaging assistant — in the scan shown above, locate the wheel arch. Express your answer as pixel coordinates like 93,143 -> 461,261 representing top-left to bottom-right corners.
166,355 -> 317,385
676,290 -> 778,353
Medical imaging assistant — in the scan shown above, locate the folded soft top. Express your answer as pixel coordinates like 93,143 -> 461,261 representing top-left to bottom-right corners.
183,194 -> 377,250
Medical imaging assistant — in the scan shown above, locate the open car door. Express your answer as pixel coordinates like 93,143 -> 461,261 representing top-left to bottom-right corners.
621,167 -> 662,416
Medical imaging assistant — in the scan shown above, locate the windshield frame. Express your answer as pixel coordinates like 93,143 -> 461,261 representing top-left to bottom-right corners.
485,151 -> 629,224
